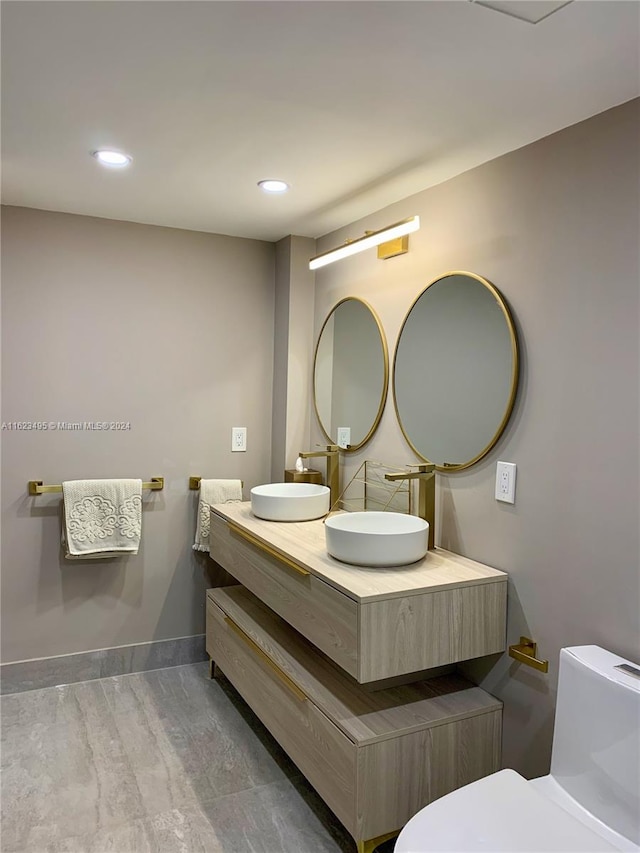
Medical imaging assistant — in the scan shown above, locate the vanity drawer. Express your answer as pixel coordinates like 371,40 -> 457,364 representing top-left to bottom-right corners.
206,594 -> 357,835
359,581 -> 507,682
209,509 -> 358,678
209,505 -> 507,684
207,585 -> 503,849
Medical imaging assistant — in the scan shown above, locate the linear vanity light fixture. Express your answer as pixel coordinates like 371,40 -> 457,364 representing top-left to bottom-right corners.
309,216 -> 420,270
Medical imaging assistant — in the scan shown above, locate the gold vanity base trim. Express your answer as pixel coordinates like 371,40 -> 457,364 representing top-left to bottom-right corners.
356,829 -> 399,853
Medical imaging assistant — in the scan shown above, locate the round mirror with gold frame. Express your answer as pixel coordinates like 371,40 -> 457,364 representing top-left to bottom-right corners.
313,297 -> 389,451
393,271 -> 519,471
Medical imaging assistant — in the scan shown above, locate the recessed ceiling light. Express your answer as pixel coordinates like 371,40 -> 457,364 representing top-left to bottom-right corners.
91,149 -> 132,168
258,179 -> 289,193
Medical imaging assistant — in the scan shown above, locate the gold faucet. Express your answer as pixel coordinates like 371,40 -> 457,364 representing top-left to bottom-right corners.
385,464 -> 436,550
299,445 -> 340,509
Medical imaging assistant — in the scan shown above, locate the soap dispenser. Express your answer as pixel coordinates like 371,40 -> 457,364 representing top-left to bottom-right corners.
284,457 -> 323,485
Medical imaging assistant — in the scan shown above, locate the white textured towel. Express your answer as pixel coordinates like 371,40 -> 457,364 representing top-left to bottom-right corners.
62,479 -> 143,559
193,479 -> 242,552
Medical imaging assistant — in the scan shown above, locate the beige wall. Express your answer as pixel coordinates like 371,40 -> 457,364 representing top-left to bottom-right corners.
1,207 -> 275,662
2,100 -> 638,782
309,99 -> 639,777
270,235 -> 316,481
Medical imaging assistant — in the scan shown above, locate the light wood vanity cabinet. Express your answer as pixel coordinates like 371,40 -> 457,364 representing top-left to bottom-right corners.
207,585 -> 502,853
209,503 -> 507,683
206,501 -> 508,852
209,507 -> 359,677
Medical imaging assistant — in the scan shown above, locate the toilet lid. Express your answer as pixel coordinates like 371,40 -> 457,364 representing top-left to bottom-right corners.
395,769 -> 620,852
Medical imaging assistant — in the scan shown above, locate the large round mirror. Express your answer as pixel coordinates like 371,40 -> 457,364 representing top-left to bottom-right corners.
393,272 -> 518,470
314,297 -> 389,451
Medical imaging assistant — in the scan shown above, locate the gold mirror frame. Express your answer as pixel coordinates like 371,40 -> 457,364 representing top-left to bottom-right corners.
313,297 -> 389,452
393,271 -> 519,472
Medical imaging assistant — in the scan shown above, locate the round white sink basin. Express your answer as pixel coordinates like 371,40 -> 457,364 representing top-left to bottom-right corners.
325,511 -> 429,567
251,482 -> 330,522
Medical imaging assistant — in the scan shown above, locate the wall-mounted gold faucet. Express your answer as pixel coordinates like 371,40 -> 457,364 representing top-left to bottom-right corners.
299,445 -> 340,509
385,464 -> 436,549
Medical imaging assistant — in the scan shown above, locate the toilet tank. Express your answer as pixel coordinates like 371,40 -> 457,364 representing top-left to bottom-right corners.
551,645 -> 640,845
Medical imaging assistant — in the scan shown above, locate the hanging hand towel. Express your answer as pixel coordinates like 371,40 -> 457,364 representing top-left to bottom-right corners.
193,479 -> 242,552
62,479 -> 143,559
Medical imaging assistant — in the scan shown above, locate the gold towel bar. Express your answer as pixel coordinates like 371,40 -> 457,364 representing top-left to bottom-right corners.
28,477 -> 164,496
190,477 -> 244,490
508,636 -> 549,673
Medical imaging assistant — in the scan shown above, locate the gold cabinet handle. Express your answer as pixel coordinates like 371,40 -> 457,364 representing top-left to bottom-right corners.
223,615 -> 306,702
227,522 -> 310,577
508,636 -> 549,673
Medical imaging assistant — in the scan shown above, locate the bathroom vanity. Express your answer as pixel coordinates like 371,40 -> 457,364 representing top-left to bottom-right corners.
207,502 -> 507,853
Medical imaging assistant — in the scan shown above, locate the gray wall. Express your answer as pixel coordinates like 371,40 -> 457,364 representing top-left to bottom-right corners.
2,99 -> 638,782
270,235 -> 316,481
1,207 -> 275,663
310,99 -> 639,778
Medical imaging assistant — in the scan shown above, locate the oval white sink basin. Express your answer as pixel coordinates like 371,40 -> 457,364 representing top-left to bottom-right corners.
325,511 -> 429,567
251,482 -> 330,522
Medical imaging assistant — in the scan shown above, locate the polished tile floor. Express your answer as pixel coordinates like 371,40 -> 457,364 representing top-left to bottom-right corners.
1,663 -> 396,853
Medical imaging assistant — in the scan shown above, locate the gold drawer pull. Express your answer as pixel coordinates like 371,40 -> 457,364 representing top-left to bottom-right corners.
224,615 -> 307,702
227,522 -> 310,577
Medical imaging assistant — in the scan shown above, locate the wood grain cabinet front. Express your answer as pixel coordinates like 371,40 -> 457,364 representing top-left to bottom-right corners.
209,504 -> 508,683
209,508 -> 359,678
207,586 -> 503,853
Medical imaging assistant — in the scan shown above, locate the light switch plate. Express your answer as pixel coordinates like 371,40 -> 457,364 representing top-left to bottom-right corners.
231,427 -> 247,452
495,461 -> 516,503
337,427 -> 351,449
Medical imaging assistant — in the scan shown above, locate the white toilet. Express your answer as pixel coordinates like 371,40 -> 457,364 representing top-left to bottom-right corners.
395,645 -> 640,852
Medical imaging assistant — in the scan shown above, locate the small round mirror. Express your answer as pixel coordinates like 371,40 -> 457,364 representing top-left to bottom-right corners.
393,272 -> 519,470
313,297 -> 389,451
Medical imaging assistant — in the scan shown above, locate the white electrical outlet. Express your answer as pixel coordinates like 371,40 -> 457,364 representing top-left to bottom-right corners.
231,427 -> 247,452
337,427 -> 351,449
495,461 -> 516,504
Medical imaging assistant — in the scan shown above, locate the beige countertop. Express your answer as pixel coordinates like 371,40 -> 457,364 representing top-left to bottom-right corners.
211,502 -> 507,603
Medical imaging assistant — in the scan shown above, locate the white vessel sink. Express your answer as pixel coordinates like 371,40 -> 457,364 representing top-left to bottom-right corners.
251,482 -> 330,522
325,511 -> 429,567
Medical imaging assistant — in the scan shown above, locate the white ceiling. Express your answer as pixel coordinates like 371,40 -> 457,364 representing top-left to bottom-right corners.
2,1 -> 638,242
